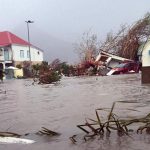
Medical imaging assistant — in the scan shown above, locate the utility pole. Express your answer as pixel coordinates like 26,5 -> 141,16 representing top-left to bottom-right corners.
25,20 -> 34,62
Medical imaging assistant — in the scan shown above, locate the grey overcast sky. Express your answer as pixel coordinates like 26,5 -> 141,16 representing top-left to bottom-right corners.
0,0 -> 150,62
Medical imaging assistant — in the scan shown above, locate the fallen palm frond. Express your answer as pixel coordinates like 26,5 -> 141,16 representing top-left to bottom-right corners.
137,122 -> 150,134
72,101 -> 150,143
37,127 -> 60,136
69,135 -> 77,144
100,13 -> 150,60
0,132 -> 21,137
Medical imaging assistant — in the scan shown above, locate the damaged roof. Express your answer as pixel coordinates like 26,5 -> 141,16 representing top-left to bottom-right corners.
95,51 -> 132,62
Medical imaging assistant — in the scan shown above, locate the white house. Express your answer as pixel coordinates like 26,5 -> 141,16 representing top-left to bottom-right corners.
141,40 -> 150,67
140,39 -> 150,83
0,31 -> 44,70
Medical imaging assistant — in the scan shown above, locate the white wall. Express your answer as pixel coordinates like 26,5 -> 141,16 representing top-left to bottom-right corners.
30,47 -> 44,62
12,45 -> 43,62
142,40 -> 150,67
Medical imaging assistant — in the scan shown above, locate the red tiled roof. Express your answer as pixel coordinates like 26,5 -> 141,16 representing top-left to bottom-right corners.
0,31 -> 31,47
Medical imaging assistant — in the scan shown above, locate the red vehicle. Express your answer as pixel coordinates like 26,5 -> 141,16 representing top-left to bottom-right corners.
107,61 -> 141,75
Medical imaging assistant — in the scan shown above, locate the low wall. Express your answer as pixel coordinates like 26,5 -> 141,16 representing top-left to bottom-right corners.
14,61 -> 43,66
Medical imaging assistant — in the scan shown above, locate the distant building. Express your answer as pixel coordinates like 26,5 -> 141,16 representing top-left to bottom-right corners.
0,31 -> 44,70
140,39 -> 150,83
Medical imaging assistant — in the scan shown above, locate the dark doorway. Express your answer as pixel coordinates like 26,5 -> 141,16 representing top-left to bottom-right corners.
0,63 -> 3,70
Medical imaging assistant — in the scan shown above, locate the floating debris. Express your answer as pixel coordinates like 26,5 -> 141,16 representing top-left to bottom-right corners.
0,127 -> 60,144
69,135 -> 77,144
0,131 -> 34,144
73,101 -> 150,142
37,127 -> 60,136
0,132 -> 21,137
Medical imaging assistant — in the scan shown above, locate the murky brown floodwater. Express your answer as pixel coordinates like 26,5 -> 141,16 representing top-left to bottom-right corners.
0,74 -> 150,150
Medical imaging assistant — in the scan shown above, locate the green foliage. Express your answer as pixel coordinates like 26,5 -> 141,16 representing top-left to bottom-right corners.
40,61 -> 49,72
32,64 -> 40,71
60,62 -> 70,75
54,62 -> 70,76
50,59 -> 75,76
33,60 -> 62,84
42,61 -> 48,66
32,59 -> 75,84
48,71 -> 61,82
32,61 -> 49,71
39,71 -> 61,84
16,64 -> 22,69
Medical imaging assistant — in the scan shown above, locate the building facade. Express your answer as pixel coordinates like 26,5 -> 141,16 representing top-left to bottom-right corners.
0,31 -> 44,70
141,40 -> 150,83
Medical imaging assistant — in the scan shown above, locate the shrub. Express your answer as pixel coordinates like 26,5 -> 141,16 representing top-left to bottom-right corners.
39,71 -> 61,84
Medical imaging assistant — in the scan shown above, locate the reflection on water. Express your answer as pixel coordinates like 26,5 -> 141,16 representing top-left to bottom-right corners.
0,74 -> 150,149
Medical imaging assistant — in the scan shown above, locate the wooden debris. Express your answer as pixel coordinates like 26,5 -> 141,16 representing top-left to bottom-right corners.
0,132 -> 21,137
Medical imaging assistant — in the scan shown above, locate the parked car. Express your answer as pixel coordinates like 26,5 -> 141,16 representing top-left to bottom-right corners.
107,61 -> 141,75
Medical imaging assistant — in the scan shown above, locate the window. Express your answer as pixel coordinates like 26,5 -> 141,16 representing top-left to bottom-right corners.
0,48 -> 3,56
20,50 -> 24,58
4,48 -> 9,60
27,50 -> 30,58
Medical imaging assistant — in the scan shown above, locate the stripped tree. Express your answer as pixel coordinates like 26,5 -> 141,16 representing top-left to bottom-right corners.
100,13 -> 150,60
74,30 -> 99,62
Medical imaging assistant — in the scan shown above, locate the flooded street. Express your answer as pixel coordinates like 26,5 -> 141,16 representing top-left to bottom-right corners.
0,74 -> 150,150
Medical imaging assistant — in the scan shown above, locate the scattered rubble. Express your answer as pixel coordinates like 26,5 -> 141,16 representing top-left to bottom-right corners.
74,14 -> 150,77
95,51 -> 133,75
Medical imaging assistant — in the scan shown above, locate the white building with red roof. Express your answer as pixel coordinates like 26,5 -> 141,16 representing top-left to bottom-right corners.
0,31 -> 44,69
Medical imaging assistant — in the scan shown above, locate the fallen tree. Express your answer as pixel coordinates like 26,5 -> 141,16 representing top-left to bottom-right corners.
99,13 -> 150,60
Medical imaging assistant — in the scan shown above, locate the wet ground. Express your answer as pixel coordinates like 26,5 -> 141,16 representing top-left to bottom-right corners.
0,74 -> 150,150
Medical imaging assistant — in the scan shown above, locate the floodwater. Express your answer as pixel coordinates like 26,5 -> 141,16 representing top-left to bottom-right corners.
0,74 -> 150,150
